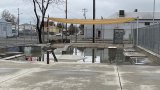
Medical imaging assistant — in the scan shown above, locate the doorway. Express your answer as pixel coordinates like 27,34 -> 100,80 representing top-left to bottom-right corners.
98,31 -> 101,38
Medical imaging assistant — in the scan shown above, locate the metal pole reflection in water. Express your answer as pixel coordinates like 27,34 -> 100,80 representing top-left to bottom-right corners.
92,48 -> 95,63
75,47 -> 77,55
47,50 -> 50,64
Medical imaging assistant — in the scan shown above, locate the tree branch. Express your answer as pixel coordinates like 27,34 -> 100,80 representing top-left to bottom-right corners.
35,0 -> 43,12
32,0 -> 64,43
33,0 -> 40,30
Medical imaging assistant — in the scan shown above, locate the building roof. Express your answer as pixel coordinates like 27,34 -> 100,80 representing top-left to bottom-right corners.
108,12 -> 160,20
0,18 -> 12,24
0,18 -> 7,23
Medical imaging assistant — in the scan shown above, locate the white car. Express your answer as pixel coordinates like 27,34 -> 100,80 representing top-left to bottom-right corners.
56,33 -> 62,36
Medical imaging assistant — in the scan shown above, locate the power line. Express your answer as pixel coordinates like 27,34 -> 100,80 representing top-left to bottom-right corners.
82,8 -> 88,19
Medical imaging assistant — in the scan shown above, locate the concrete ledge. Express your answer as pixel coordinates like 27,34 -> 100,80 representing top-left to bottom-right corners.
52,43 -> 125,49
136,46 -> 160,65
2,54 -> 25,60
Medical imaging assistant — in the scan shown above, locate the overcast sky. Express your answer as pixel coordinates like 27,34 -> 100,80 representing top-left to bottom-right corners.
0,0 -> 160,24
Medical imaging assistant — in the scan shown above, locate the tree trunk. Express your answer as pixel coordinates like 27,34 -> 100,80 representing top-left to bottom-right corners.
38,29 -> 42,44
32,0 -> 51,44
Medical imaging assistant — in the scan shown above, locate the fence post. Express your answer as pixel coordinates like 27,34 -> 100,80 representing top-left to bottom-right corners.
136,17 -> 139,46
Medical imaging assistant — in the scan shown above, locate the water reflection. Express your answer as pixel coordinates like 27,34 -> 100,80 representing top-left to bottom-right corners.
0,46 -> 124,64
0,46 -> 41,59
0,46 -> 156,66
64,47 -> 124,64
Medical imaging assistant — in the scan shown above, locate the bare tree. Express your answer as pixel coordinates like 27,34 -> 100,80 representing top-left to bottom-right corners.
1,9 -> 16,25
79,24 -> 84,35
32,0 -> 64,43
68,24 -> 77,35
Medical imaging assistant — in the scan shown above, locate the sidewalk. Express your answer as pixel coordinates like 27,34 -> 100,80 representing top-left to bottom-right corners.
0,60 -> 160,90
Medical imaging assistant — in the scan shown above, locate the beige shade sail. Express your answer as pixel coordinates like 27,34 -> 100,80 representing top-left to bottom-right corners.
49,18 -> 135,25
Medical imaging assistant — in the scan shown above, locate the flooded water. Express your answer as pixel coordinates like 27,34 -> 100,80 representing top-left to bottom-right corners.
0,46 -> 22,58
54,47 -> 155,65
0,46 -> 41,59
0,46 -> 155,65
54,47 -> 124,64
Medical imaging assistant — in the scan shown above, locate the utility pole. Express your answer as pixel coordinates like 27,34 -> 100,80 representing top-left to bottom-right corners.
17,8 -> 20,37
65,0 -> 68,41
93,0 -> 96,43
82,8 -> 88,19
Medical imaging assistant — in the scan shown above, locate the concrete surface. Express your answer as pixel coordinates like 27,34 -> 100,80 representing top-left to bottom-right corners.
0,60 -> 160,90
119,65 -> 160,90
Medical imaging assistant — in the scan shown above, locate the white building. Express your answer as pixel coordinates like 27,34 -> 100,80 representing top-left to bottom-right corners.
19,23 -> 36,31
0,18 -> 13,38
18,23 -> 36,35
84,10 -> 160,40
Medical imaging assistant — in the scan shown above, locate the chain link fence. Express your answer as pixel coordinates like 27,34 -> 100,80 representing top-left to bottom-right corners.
0,31 -> 39,48
134,24 -> 160,54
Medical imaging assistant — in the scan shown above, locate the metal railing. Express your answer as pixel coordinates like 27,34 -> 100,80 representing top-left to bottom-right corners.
134,24 -> 160,54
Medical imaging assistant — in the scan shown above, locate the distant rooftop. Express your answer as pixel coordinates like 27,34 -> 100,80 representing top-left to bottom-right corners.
0,18 -> 12,24
20,23 -> 36,27
108,11 -> 160,20
0,18 -> 7,23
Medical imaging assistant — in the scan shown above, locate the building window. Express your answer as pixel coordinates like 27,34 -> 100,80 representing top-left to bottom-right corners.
98,31 -> 101,38
145,22 -> 150,26
12,29 -> 16,33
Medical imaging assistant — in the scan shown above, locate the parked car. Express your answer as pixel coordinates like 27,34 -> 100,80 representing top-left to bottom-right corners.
56,33 -> 62,36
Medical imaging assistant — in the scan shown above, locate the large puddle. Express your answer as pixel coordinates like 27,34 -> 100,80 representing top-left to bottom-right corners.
0,46 -> 155,65
0,46 -> 41,59
54,47 -> 124,64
